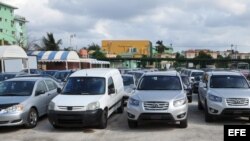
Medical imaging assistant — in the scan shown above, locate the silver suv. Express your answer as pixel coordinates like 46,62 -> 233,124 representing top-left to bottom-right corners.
198,71 -> 250,122
127,71 -> 188,128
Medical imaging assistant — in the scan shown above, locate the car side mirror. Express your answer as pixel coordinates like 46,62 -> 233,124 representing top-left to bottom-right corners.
57,88 -> 62,93
35,90 -> 45,96
108,88 -> 115,95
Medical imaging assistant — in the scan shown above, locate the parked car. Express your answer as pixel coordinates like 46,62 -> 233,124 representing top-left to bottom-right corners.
127,71 -> 188,128
20,69 -> 43,74
198,71 -> 250,122
188,70 -> 204,93
0,72 -> 27,82
121,74 -> 136,102
181,75 -> 192,103
126,71 -> 145,85
53,70 -> 75,82
42,70 -> 58,76
0,77 -> 61,128
48,68 -> 125,129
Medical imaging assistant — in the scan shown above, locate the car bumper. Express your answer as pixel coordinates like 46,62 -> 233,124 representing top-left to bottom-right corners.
48,109 -> 103,127
207,100 -> 250,117
127,104 -> 188,121
0,111 -> 27,126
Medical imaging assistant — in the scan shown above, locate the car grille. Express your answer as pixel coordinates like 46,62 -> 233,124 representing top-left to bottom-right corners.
57,106 -> 85,111
226,98 -> 249,106
143,101 -> 169,110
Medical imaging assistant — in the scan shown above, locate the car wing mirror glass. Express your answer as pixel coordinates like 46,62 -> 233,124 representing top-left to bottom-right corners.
35,90 -> 45,96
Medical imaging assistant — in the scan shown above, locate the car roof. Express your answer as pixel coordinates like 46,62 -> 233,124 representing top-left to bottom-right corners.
144,71 -> 178,76
208,71 -> 242,76
6,77 -> 44,81
70,68 -> 119,78
122,74 -> 134,77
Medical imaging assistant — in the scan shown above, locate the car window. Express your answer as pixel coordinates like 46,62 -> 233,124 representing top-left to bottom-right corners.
36,81 -> 48,93
108,77 -> 115,90
138,76 -> 182,90
45,80 -> 57,91
122,76 -> 134,86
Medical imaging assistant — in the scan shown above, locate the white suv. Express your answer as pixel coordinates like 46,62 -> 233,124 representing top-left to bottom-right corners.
198,71 -> 250,122
127,71 -> 188,128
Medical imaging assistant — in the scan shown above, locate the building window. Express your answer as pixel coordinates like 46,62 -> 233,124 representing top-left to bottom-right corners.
12,31 -> 15,35
0,18 -> 2,21
0,29 -> 2,32
20,33 -> 23,36
5,19 -> 7,22
19,23 -> 23,26
129,48 -> 137,53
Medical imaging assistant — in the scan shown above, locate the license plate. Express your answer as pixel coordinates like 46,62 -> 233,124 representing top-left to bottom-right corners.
150,115 -> 162,120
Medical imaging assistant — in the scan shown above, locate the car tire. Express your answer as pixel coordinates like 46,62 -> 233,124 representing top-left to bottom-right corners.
25,108 -> 38,129
99,109 -> 108,129
205,103 -> 213,122
52,124 -> 61,129
198,94 -> 203,110
128,119 -> 138,128
179,118 -> 188,128
117,100 -> 124,114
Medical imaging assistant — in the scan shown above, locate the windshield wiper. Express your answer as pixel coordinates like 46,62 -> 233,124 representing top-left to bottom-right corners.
81,92 -> 91,95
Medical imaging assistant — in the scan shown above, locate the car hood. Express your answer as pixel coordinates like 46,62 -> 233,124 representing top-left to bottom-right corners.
52,94 -> 103,106
0,96 -> 29,104
209,89 -> 250,98
132,90 -> 184,101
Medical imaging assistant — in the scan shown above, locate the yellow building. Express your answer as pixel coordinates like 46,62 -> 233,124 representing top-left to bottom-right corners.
102,40 -> 152,58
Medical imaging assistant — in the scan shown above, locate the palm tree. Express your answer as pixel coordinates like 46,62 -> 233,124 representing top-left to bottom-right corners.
155,40 -> 172,54
35,33 -> 62,51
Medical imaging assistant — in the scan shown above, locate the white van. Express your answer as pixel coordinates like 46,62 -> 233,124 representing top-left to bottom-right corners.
48,68 -> 124,129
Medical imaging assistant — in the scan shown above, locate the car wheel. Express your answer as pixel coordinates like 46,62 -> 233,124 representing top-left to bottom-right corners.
198,94 -> 203,110
117,100 -> 124,114
99,109 -> 108,129
128,119 -> 138,129
52,124 -> 61,129
179,118 -> 188,128
205,103 -> 213,122
25,108 -> 38,128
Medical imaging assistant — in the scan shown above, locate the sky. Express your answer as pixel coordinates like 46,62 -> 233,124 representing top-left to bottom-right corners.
2,0 -> 250,52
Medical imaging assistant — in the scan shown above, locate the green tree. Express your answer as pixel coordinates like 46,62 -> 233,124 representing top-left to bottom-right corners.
173,52 -> 185,68
87,43 -> 101,51
91,50 -> 106,59
35,33 -> 62,51
193,51 -> 213,68
155,40 -> 172,54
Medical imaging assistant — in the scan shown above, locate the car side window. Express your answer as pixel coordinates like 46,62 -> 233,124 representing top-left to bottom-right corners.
45,80 -> 57,91
108,77 -> 115,90
36,81 -> 48,93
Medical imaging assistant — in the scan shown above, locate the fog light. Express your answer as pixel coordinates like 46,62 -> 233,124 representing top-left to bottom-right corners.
127,112 -> 135,118
177,112 -> 186,118
209,107 -> 218,113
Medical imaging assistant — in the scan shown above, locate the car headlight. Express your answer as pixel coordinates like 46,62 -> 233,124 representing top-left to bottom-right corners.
48,102 -> 55,110
174,98 -> 186,107
5,104 -> 24,113
87,102 -> 100,110
129,98 -> 140,106
208,94 -> 222,102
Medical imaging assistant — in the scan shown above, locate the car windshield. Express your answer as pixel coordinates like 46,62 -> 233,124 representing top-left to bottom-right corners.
44,71 -> 57,76
210,75 -> 249,88
61,77 -> 106,95
138,76 -> 182,90
54,72 -> 70,81
0,81 -> 35,96
122,76 -> 134,86
191,72 -> 204,77
181,76 -> 189,85
0,74 -> 16,81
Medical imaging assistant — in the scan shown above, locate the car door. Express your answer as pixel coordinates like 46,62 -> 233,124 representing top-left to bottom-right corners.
199,74 -> 209,105
33,80 -> 48,116
107,77 -> 117,114
44,79 -> 58,106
